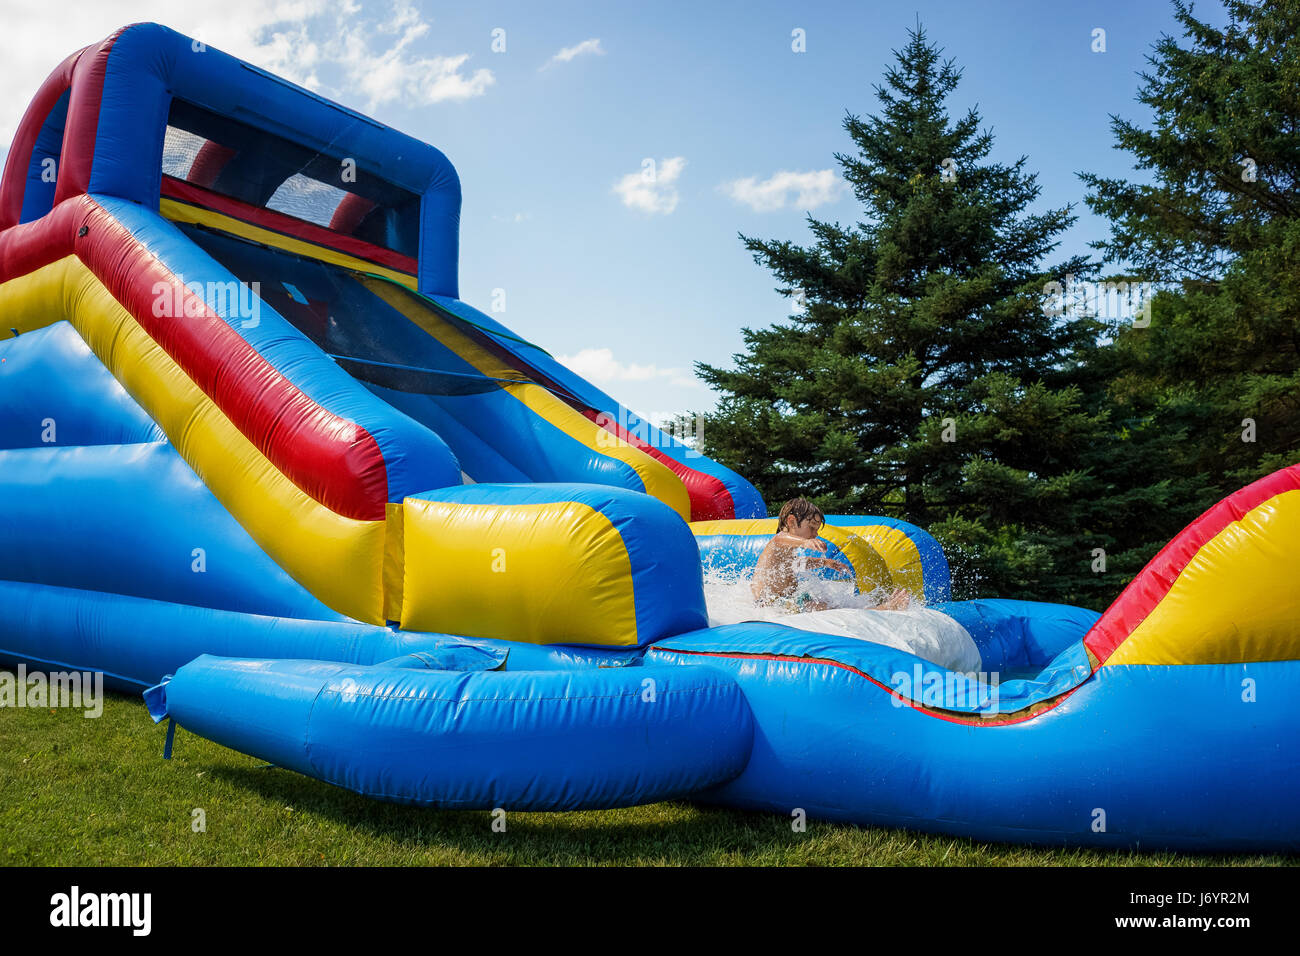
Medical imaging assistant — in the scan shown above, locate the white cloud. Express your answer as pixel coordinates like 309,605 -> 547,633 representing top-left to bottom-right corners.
543,37 -> 603,69
613,157 -> 686,215
721,169 -> 846,212
0,0 -> 492,150
336,2 -> 495,108
556,347 -> 701,390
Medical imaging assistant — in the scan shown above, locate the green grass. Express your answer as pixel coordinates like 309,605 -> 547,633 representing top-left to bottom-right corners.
1,691 -> 1294,866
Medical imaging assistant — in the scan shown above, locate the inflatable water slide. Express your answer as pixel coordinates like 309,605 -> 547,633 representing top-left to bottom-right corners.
2,24 -> 1297,850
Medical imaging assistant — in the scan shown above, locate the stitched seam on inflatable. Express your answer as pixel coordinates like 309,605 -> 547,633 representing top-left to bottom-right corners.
311,684 -> 722,705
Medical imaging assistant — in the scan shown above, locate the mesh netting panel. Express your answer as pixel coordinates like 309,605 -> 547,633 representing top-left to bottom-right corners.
162,98 -> 421,258
177,223 -> 536,398
265,174 -> 349,230
161,126 -> 204,179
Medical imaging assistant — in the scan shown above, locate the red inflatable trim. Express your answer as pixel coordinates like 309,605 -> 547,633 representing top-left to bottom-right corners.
329,192 -> 378,234
186,141 -> 236,189
0,47 -> 83,228
53,30 -> 123,206
160,176 -> 418,276
0,196 -> 390,522
584,410 -> 735,521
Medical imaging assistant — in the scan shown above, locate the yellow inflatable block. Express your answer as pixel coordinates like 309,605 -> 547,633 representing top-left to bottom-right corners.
815,523 -> 925,597
399,496 -> 641,645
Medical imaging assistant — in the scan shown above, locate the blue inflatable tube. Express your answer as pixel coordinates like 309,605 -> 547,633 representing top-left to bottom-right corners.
0,322 -> 165,448
0,580 -> 513,692
647,624 -> 1300,851
145,654 -> 755,810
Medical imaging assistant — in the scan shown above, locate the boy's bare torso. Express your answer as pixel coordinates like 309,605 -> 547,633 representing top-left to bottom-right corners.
749,516 -> 912,612
750,533 -> 809,605
750,524 -> 844,610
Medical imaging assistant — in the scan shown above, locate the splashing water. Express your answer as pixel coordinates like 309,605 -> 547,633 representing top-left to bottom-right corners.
701,563 -> 981,673
703,568 -> 885,621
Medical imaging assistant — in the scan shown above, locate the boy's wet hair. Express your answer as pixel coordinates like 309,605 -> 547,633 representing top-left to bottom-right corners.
777,497 -> 825,532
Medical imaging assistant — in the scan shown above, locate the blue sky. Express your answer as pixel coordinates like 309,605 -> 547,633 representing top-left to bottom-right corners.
2,0 -> 1227,420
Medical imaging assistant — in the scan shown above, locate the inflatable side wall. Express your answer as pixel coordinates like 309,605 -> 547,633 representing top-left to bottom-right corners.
145,655 -> 756,810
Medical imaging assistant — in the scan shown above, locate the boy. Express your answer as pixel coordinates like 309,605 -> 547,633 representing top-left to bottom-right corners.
750,497 -> 911,612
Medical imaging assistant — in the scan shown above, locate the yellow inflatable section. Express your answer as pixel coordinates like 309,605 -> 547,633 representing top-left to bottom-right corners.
1105,487 -> 1300,667
815,522 -> 926,597
396,497 -> 641,645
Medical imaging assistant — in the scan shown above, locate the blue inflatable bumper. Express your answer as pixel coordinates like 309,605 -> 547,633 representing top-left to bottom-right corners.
145,654 -> 755,811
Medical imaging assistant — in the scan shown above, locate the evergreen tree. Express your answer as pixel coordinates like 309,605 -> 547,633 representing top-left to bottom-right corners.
1081,0 -> 1300,497
698,28 -> 1118,603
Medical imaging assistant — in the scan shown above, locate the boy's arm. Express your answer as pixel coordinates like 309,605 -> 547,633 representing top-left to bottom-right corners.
768,536 -> 848,573
772,535 -> 842,568
772,532 -> 828,551
812,556 -> 851,573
